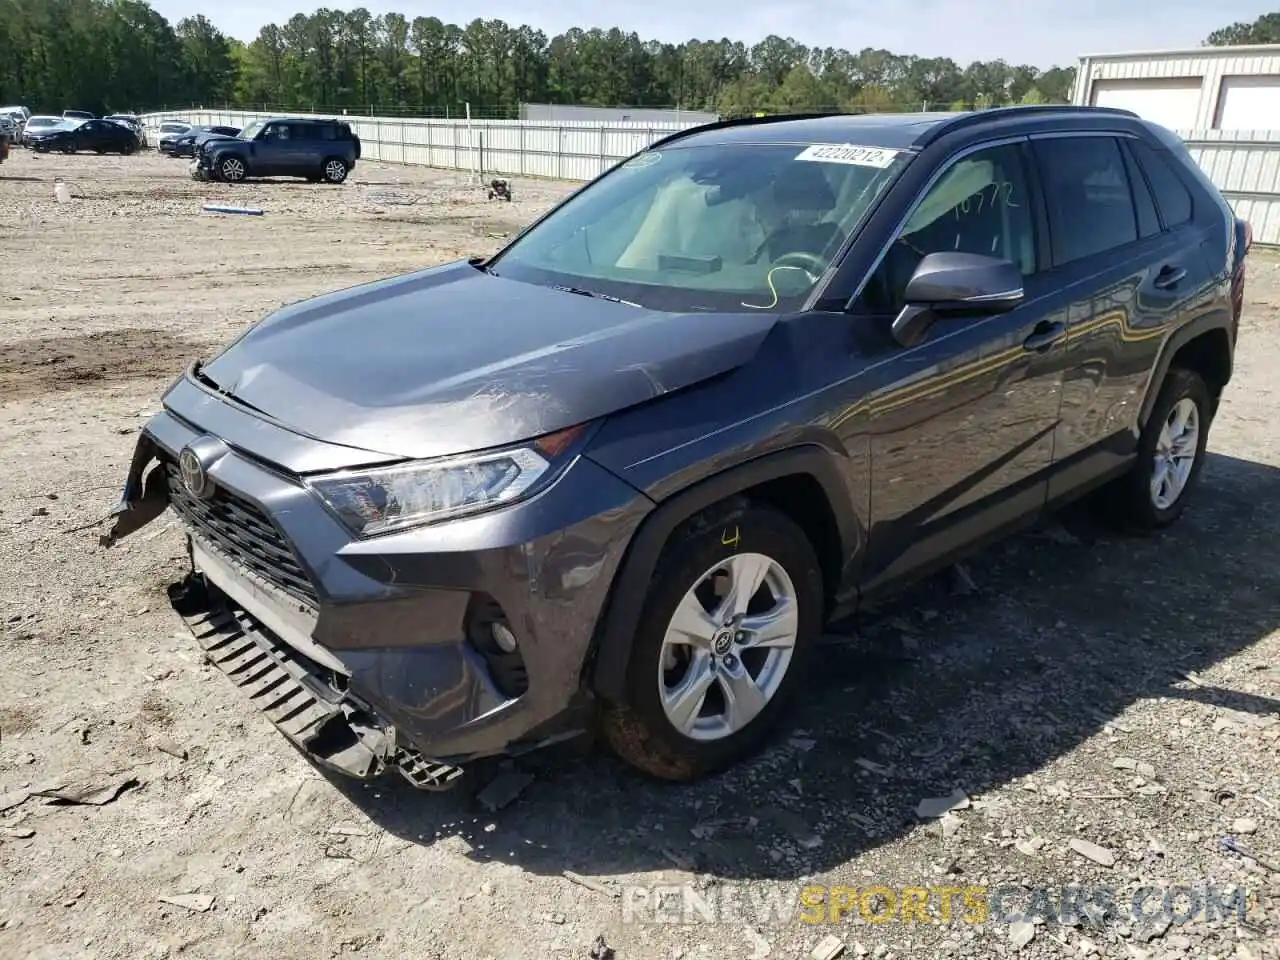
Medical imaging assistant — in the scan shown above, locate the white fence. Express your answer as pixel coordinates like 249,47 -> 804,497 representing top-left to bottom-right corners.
1177,129 -> 1280,246
138,110 -> 1280,245
139,109 -> 702,182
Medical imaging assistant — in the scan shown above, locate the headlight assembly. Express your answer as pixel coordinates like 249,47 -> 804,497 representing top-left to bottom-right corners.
305,423 -> 589,538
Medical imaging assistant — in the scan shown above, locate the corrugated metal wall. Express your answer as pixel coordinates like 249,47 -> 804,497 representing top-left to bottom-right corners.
1075,46 -> 1280,244
140,109 -> 705,182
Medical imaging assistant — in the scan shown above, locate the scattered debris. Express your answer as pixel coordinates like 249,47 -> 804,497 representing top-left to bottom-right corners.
1014,836 -> 1045,857
153,738 -> 187,761
855,758 -> 892,777
487,177 -> 512,201
1068,838 -> 1116,867
915,789 -> 970,819
1009,920 -> 1036,949
1222,837 -> 1280,872
1233,818 -> 1259,835
1133,914 -> 1171,943
476,771 -> 533,811
588,934 -> 615,959
201,203 -> 264,216
0,826 -> 35,839
34,775 -> 139,806
563,870 -> 620,899
62,888 -> 86,907
950,562 -> 977,596
158,893 -> 215,913
809,934 -> 846,960
788,736 -> 817,752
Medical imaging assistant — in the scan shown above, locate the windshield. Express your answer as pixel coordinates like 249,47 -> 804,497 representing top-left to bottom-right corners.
160,123 -> 188,134
239,120 -> 266,140
28,117 -> 60,128
489,141 -> 908,312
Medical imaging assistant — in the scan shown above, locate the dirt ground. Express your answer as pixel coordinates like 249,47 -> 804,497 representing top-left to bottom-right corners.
2,148 -> 1279,960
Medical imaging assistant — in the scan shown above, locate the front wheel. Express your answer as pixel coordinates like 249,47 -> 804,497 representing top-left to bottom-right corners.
601,504 -> 822,781
218,155 -> 246,183
1102,367 -> 1211,531
321,157 -> 348,184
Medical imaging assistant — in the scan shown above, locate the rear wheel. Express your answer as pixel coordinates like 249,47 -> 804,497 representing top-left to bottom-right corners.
1102,367 -> 1211,531
218,155 -> 246,183
322,157 -> 348,184
600,504 -> 822,781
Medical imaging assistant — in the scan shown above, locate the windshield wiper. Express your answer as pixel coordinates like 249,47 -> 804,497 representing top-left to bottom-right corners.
551,284 -> 639,307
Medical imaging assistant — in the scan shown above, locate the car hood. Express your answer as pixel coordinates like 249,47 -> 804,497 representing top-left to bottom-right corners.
197,260 -> 780,461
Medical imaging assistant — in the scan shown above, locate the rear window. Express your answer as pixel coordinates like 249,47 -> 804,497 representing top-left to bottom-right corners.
160,123 -> 188,134
1034,136 -> 1138,266
1128,138 -> 1194,229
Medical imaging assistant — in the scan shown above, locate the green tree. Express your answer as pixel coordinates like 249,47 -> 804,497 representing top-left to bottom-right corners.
1207,13 -> 1280,45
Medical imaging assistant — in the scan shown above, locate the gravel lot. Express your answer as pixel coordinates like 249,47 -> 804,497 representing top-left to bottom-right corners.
2,149 -> 1279,960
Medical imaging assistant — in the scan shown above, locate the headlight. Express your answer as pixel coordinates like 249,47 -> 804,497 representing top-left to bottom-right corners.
305,423 -> 590,538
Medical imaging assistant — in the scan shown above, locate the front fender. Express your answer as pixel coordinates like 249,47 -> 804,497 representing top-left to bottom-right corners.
588,445 -> 864,701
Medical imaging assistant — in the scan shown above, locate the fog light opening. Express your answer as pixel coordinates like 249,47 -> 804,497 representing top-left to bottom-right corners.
465,594 -> 530,700
492,621 -> 518,653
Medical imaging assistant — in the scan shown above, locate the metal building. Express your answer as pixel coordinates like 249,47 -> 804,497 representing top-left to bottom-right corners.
519,102 -> 719,125
1072,44 -> 1280,244
1072,43 -> 1280,132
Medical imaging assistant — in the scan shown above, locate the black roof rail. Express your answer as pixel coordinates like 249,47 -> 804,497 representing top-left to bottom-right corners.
915,104 -> 1141,146
645,111 -> 849,150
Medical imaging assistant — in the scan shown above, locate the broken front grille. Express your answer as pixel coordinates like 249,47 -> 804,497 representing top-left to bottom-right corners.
162,457 -> 319,609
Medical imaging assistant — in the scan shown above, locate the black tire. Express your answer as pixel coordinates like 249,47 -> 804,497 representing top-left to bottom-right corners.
600,502 -> 823,781
1102,367 -> 1211,532
321,157 -> 348,184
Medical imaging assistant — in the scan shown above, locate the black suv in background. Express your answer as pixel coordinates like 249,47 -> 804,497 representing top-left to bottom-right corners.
105,106 -> 1248,788
192,116 -> 361,183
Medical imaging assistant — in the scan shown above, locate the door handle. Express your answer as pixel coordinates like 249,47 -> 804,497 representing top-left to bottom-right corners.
1022,321 -> 1067,352
1153,264 -> 1187,290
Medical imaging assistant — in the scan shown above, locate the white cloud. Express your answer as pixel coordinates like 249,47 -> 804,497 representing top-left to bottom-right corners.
147,0 -> 1277,70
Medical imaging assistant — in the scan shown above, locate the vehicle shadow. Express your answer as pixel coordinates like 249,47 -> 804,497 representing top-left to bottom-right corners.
317,450 -> 1280,882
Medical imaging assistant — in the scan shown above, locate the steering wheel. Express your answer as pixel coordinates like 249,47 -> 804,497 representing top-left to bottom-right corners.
771,250 -> 827,284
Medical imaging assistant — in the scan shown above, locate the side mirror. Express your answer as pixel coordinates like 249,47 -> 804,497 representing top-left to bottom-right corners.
890,252 -> 1024,347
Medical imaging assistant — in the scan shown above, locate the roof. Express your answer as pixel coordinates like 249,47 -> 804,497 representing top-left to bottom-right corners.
655,105 -> 1141,151
1078,42 -> 1280,61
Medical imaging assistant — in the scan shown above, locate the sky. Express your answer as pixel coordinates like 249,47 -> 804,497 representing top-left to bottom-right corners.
147,0 -> 1276,71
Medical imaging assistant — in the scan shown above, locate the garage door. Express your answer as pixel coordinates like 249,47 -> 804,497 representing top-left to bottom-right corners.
1090,78 -> 1202,131
1216,75 -> 1280,130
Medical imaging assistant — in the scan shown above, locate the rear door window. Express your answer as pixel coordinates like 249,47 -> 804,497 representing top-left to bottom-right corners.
1033,137 -> 1138,266
1119,142 -> 1161,239
1127,138 -> 1194,229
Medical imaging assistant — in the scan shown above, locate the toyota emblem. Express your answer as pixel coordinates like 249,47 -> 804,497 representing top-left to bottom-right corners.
178,445 -> 210,499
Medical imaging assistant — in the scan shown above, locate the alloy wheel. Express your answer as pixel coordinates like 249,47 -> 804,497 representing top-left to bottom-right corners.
221,158 -> 245,182
1151,396 -> 1199,510
658,552 -> 798,742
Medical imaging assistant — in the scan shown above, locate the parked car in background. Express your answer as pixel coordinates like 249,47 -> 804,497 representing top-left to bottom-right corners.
62,109 -> 96,121
28,118 -> 137,154
105,114 -> 146,148
0,128 -> 8,167
1,105 -> 31,122
192,116 -> 361,183
103,106 -> 1248,787
155,121 -> 192,155
21,115 -> 67,147
167,124 -> 240,158
0,114 -> 17,145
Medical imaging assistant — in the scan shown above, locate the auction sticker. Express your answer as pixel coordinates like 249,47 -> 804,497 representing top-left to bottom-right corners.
795,143 -> 900,167
624,151 -> 662,169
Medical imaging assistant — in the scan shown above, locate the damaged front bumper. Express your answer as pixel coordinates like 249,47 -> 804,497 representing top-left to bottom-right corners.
169,569 -> 464,790
100,371 -> 652,786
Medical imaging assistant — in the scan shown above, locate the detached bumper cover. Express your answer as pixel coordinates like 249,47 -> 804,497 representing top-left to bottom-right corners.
171,570 -> 464,789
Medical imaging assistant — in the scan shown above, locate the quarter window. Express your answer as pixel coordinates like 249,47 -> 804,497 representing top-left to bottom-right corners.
1034,137 -> 1137,266
859,143 -> 1036,314
1127,138 -> 1193,228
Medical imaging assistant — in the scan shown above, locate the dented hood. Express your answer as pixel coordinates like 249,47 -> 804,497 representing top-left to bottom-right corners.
198,260 -> 778,461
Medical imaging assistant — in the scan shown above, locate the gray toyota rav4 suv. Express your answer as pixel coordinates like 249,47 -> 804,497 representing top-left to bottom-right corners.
104,106 -> 1249,787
